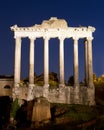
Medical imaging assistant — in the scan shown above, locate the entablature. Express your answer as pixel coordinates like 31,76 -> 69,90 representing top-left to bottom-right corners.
11,17 -> 95,40
11,26 -> 95,39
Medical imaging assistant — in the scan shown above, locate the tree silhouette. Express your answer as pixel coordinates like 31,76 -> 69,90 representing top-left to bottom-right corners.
68,76 -> 74,86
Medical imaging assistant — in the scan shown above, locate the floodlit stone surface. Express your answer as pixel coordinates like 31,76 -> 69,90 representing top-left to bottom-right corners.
38,17 -> 68,29
32,97 -> 51,122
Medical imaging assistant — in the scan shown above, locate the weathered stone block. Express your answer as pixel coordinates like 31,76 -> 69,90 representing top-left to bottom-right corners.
32,97 -> 51,122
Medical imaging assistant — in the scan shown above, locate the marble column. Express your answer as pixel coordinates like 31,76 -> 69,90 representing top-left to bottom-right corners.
59,37 -> 65,87
84,39 -> 88,85
27,37 -> 35,101
87,37 -> 94,87
73,37 -> 79,86
29,37 -> 35,85
44,37 -> 49,89
14,36 -> 21,98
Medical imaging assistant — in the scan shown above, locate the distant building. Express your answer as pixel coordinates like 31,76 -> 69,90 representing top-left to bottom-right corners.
0,75 -> 14,97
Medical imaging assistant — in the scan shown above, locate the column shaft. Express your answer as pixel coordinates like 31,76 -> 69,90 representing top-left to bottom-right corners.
29,38 -> 35,84
87,37 -> 94,87
59,37 -> 65,87
27,38 -> 35,101
14,37 -> 21,87
44,37 -> 49,87
84,39 -> 88,85
73,38 -> 79,86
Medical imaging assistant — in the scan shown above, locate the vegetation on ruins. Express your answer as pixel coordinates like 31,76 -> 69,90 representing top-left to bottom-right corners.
22,72 -> 59,88
10,98 -> 20,119
21,72 -> 104,88
93,73 -> 104,87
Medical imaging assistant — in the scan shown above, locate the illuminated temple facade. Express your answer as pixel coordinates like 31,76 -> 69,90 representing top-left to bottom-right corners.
10,17 -> 96,105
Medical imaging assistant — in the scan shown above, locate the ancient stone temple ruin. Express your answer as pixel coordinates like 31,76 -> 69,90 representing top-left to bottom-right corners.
11,17 -> 95,105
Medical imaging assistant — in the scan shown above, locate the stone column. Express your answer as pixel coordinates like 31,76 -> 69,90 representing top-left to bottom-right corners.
84,39 -> 88,85
14,36 -> 21,98
73,37 -> 80,104
43,37 -> 50,91
27,37 -> 35,101
86,37 -> 95,105
87,37 -> 94,87
59,37 -> 65,87
29,37 -> 35,85
73,37 -> 79,87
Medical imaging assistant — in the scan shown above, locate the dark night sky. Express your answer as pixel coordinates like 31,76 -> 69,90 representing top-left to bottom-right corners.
0,0 -> 104,81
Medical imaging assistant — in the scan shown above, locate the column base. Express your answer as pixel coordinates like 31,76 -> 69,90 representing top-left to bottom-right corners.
74,85 -> 80,104
27,84 -> 35,101
12,83 -> 20,100
87,87 -> 95,105
59,83 -> 65,88
88,82 -> 94,88
74,83 -> 79,88
43,84 -> 49,98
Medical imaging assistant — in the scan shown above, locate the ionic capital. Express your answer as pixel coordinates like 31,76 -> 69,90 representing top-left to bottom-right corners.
72,36 -> 79,41
58,36 -> 65,41
14,36 -> 21,40
88,26 -> 96,32
43,36 -> 50,41
86,37 -> 93,41
72,37 -> 79,45
28,36 -> 36,41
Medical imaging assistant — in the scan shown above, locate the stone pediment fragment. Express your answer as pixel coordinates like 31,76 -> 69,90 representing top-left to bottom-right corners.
34,17 -> 68,29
